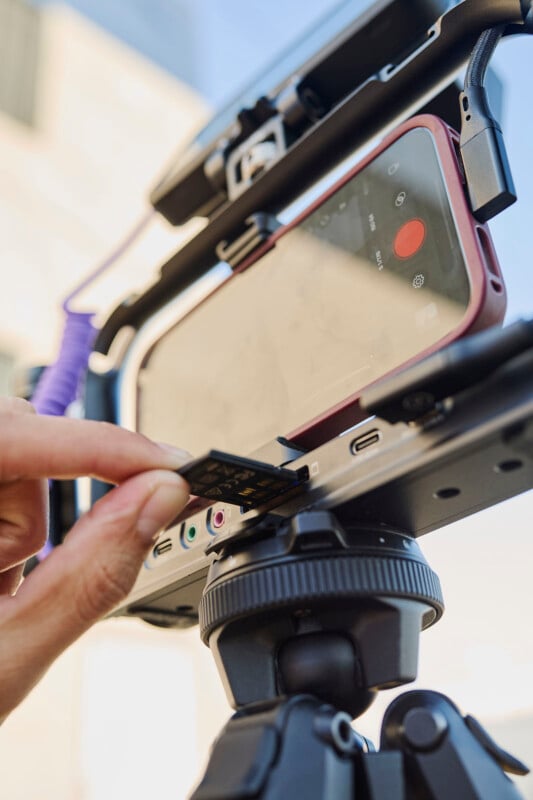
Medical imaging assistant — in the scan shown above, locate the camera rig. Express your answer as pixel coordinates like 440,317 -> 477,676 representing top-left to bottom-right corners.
78,1 -> 533,796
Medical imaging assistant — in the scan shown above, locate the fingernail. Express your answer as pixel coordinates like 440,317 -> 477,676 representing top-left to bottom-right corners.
137,473 -> 189,544
156,442 -> 193,468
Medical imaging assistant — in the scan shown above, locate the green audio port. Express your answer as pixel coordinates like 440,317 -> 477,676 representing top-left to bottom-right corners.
179,522 -> 199,549
185,525 -> 197,545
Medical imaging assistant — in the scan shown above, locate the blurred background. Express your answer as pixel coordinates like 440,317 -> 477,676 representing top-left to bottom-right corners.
0,0 -> 532,797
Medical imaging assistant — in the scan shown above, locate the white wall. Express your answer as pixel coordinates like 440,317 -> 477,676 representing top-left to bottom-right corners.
0,3 -> 208,369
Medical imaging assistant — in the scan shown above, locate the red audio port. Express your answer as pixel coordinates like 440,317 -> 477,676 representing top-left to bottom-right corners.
394,218 -> 426,259
207,507 -> 227,536
213,509 -> 226,529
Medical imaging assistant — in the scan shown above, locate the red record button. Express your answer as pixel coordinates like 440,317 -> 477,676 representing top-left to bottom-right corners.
394,218 -> 426,259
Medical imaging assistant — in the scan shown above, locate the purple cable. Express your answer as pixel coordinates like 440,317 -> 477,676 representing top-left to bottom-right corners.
61,208 -> 156,313
30,209 -> 156,559
31,208 -> 156,416
31,309 -> 97,416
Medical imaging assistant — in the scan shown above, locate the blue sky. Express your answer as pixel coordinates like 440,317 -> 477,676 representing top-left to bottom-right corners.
29,0 -> 346,105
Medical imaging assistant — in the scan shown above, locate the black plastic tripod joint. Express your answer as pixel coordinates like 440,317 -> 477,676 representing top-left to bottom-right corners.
190,696 -> 359,800
378,690 -> 529,799
190,691 -> 528,799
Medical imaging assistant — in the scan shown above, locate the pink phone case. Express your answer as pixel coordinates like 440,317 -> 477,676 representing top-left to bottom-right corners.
231,114 -> 507,448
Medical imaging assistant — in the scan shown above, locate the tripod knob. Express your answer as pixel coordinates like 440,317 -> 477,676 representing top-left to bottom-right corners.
402,706 -> 448,751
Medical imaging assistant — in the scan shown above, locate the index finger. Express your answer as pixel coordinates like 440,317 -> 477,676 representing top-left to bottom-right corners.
0,413 -> 190,483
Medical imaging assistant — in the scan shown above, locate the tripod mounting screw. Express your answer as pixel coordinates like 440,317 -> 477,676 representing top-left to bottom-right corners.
402,707 -> 448,751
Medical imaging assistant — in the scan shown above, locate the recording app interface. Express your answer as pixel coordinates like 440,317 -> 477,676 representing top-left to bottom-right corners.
138,127 -> 471,457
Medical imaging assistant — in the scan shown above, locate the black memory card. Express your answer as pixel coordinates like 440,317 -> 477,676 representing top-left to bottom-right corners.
178,449 -> 309,509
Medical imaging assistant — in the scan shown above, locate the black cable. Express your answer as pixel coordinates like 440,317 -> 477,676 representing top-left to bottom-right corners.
464,25 -> 506,89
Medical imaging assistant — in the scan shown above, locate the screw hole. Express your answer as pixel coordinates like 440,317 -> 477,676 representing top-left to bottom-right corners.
434,487 -> 461,500
495,459 -> 523,473
299,87 -> 326,120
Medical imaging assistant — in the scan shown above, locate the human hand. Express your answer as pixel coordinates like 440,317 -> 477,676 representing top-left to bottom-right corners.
0,397 -> 190,723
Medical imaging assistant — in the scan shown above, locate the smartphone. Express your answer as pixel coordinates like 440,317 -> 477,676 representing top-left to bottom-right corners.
133,115 -> 505,460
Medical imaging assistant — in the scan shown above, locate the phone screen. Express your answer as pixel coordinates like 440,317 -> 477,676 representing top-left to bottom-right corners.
136,126 -> 471,457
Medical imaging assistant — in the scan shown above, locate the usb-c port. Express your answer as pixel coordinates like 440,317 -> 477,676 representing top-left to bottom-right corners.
351,429 -> 381,454
153,537 -> 173,558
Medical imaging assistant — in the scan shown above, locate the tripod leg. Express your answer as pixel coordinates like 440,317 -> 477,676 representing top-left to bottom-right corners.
359,751 -> 406,799
190,697 -> 356,800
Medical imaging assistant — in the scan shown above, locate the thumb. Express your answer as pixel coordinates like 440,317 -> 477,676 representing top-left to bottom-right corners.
0,470 -> 188,719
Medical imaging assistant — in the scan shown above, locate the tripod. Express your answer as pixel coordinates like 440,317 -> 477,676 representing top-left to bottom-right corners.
190,510 -> 528,799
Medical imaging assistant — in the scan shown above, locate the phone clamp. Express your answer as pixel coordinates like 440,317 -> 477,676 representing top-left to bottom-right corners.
226,116 -> 287,202
215,212 -> 281,269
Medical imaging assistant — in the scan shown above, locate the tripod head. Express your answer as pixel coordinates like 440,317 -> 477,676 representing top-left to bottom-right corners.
200,510 -> 443,719
193,509 -> 529,800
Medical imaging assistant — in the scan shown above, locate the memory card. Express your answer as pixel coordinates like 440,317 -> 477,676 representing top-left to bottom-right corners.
178,449 -> 309,509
